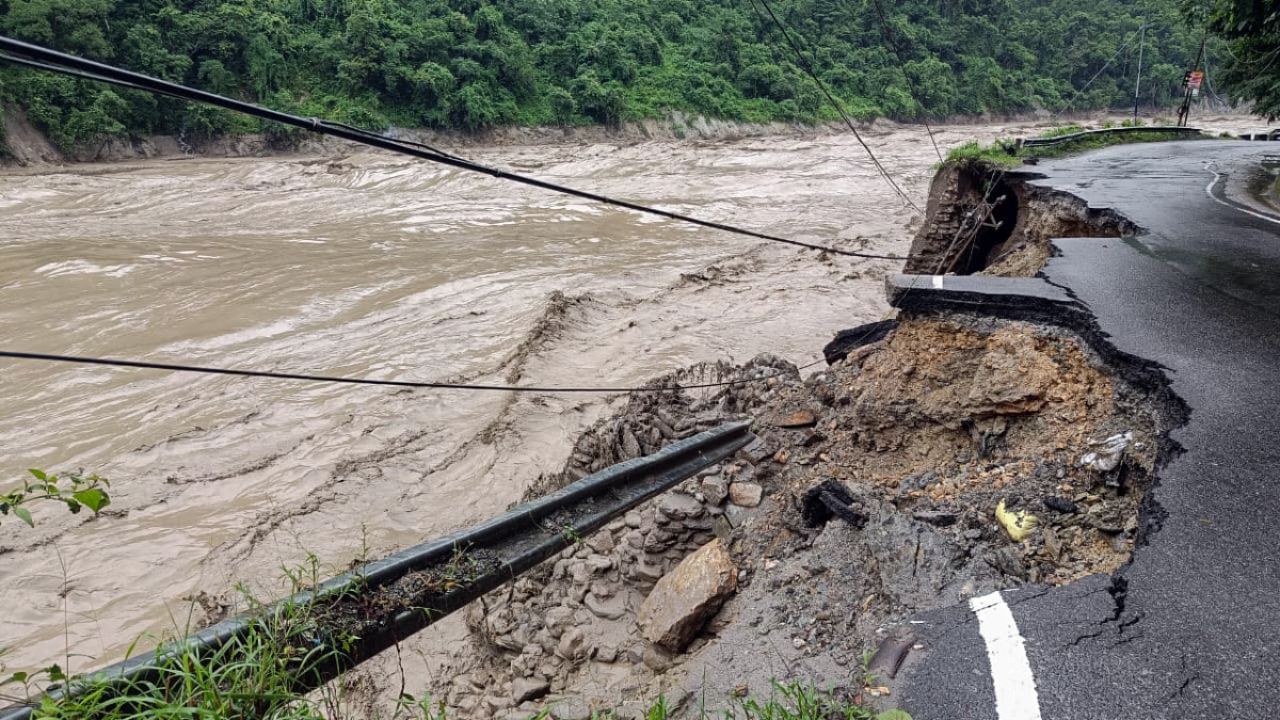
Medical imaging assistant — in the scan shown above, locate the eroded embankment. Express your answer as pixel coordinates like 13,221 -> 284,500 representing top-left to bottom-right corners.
419,190 -> 1189,719
903,160 -> 1139,277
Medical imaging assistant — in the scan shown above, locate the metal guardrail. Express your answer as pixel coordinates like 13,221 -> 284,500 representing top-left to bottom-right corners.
0,419 -> 756,720
1020,125 -> 1203,149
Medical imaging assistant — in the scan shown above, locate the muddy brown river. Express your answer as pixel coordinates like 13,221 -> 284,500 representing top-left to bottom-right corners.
0,115 -> 1263,680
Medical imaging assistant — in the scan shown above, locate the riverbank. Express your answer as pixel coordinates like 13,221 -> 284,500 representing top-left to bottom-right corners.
4,103 -> 1265,168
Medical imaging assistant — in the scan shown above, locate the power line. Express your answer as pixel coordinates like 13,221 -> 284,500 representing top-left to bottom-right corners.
0,351 -> 827,395
0,36 -> 910,262
866,0 -> 944,161
745,0 -> 923,212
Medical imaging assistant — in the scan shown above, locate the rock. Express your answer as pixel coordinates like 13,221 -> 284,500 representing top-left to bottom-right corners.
913,509 -> 958,526
700,476 -> 729,505
642,644 -> 676,671
552,698 -> 595,720
729,482 -> 763,508
1043,496 -> 1079,514
657,493 -> 704,521
899,470 -> 939,493
556,627 -> 587,660
778,409 -> 818,429
637,538 -> 738,651
545,606 -> 573,636
633,559 -> 666,583
737,437 -> 777,465
1080,431 -> 1133,481
512,678 -> 550,704
594,642 -> 619,663
585,591 -> 628,620
587,531 -> 616,554
586,554 -> 614,573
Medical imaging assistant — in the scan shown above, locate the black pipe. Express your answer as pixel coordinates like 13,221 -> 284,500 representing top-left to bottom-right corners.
0,420 -> 755,719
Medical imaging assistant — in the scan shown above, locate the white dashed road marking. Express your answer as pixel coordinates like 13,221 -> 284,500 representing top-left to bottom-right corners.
970,591 -> 1044,720
932,275 -> 945,289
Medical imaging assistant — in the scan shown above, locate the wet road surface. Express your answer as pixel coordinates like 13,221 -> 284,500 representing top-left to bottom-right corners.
895,140 -> 1280,720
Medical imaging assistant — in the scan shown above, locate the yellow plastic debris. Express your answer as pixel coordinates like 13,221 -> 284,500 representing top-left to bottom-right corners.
996,500 -> 1038,542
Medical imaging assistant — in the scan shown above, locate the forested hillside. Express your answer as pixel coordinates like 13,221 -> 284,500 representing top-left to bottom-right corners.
0,0 -> 1205,151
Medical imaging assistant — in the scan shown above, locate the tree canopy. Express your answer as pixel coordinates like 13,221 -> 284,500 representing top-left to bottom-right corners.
1195,0 -> 1280,118
0,0 -> 1209,151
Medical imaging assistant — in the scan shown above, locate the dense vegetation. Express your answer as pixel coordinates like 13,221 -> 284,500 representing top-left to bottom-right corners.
1195,0 -> 1280,118
0,0 -> 1206,151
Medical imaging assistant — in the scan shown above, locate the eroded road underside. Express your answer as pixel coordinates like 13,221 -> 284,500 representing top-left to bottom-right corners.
892,141 -> 1280,719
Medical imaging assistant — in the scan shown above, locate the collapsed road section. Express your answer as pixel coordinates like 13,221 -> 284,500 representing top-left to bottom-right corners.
892,140 -> 1280,719
416,143 -> 1275,719
416,189 -> 1191,715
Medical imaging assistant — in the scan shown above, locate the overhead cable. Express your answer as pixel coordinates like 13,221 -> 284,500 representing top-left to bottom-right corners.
0,36 -> 909,262
1061,26 -> 1144,113
746,0 -> 923,212
866,0 -> 944,161
0,351 -> 826,395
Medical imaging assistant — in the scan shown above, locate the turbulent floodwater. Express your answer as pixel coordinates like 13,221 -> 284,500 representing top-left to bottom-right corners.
0,115 -> 1265,677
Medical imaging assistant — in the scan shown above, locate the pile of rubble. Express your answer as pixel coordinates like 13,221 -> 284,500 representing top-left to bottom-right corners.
424,311 -> 1179,718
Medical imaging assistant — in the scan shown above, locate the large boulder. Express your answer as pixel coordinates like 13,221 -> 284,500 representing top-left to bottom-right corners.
637,538 -> 737,652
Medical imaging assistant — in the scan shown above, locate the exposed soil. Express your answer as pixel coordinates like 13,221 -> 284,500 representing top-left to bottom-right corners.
413,307 -> 1183,718
903,161 -> 1138,277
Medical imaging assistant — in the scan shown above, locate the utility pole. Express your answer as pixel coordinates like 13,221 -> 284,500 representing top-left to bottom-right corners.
1178,31 -> 1208,127
1133,25 -> 1146,121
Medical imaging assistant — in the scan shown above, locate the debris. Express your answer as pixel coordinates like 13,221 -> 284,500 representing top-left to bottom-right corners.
800,479 -> 868,528
1043,496 -> 1079,514
737,437 -> 777,465
778,410 -> 819,429
637,539 -> 738,651
822,319 -> 898,365
898,470 -> 938,494
700,476 -> 729,505
512,678 -> 550,703
1080,432 -> 1133,473
995,499 -> 1038,542
868,633 -> 916,680
729,482 -> 763,508
912,509 -> 958,527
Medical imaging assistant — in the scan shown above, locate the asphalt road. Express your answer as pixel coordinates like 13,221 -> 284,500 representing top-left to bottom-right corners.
892,140 -> 1280,720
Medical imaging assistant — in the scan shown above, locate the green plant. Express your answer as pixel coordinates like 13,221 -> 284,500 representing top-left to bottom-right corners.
944,140 -> 1021,168
1,469 -> 110,528
0,0 -> 1211,146
730,681 -> 910,720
